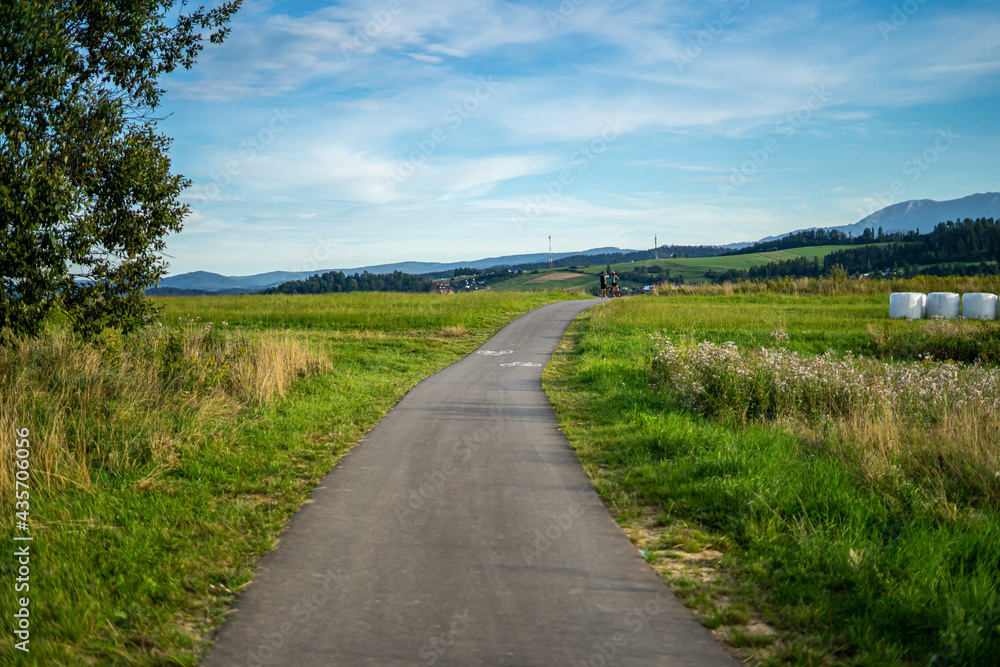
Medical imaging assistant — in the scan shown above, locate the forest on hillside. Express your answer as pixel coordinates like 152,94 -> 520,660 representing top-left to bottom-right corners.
709,218 -> 1000,283
263,270 -> 432,294
727,225 -> 921,254
509,244 -> 723,272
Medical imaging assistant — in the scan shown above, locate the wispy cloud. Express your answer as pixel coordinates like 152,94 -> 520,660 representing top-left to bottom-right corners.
160,0 -> 1000,274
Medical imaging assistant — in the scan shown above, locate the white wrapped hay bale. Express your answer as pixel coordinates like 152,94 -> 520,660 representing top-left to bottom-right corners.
889,292 -> 926,319
926,292 -> 960,319
961,293 -> 999,320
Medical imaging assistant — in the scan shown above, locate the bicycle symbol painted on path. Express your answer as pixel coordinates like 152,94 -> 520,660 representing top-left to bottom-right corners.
475,350 -> 539,366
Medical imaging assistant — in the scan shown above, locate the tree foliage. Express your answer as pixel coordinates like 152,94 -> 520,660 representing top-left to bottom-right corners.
726,225 -> 920,255
510,245 -> 723,272
1,0 -> 241,338
263,271 -> 433,295
710,218 -> 1000,283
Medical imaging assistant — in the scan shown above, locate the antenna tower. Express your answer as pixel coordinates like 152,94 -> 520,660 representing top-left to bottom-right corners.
548,235 -> 553,269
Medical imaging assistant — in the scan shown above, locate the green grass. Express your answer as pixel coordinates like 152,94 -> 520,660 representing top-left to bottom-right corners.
150,290 -> 578,331
648,244 -> 879,284
490,245 -> 859,291
0,291 -> 578,665
604,291 -> 884,351
543,291 -> 1000,665
489,270 -> 593,292
780,244 -> 865,259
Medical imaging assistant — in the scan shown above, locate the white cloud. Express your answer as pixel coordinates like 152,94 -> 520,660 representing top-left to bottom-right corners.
408,53 -> 443,63
425,43 -> 468,57
159,0 -> 1000,273
652,163 -> 730,172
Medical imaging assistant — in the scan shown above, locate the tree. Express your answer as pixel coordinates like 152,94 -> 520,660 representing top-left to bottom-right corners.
1,0 -> 242,338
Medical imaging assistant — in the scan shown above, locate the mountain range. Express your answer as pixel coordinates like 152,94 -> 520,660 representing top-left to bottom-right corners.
158,247 -> 630,293
158,193 -> 999,293
757,192 -> 1000,243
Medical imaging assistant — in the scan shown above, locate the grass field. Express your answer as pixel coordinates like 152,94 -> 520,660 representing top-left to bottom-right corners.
0,291 -> 579,665
7,282 -> 999,664
492,270 -> 593,292
525,271 -> 583,283
544,281 -> 1000,665
491,244 -> 859,292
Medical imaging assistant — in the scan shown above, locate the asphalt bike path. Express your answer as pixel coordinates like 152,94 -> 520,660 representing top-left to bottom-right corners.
203,298 -> 737,666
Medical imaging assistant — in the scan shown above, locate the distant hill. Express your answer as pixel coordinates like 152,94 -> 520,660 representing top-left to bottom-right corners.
504,244 -> 725,274
710,217 -> 1000,283
842,193 -> 1000,236
156,270 -> 311,292
755,193 -> 1000,244
157,247 -> 636,293
263,270 -> 432,296
156,194 -> 999,295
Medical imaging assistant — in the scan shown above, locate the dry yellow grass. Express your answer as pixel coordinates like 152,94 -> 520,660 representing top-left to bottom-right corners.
440,324 -> 469,337
0,323 -> 324,498
653,334 -> 1000,505
525,271 -> 584,283
819,408 -> 1000,508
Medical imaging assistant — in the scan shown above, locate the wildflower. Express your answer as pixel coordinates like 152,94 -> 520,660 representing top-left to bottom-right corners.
650,337 -> 1000,422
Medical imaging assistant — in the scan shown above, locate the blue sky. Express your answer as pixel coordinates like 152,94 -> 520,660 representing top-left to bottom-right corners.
159,0 -> 1000,276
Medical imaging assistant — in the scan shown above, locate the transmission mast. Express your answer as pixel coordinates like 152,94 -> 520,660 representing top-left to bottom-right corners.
548,235 -> 553,269
654,235 -> 658,260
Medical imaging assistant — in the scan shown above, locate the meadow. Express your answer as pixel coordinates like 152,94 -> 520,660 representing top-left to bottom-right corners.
6,280 -> 999,665
543,277 -> 1000,665
0,291 -> 577,665
491,244 -> 861,293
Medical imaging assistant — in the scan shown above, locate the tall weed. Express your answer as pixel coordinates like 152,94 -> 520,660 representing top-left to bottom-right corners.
0,321 -> 324,498
650,334 -> 1000,506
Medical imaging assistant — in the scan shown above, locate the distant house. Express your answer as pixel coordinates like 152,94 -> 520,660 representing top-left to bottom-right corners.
434,281 -> 454,294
